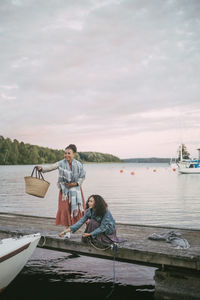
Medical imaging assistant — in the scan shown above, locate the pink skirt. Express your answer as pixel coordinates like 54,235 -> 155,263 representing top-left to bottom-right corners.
55,189 -> 85,226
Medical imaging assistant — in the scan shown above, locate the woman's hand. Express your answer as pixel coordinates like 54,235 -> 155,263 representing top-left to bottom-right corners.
65,182 -> 78,189
59,227 -> 71,237
82,233 -> 91,238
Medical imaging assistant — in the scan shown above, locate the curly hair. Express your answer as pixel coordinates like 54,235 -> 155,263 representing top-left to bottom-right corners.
65,144 -> 77,153
86,194 -> 108,217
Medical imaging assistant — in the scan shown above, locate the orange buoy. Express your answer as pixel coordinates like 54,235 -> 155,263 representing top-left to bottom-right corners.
120,170 -> 123,173
131,171 -> 135,175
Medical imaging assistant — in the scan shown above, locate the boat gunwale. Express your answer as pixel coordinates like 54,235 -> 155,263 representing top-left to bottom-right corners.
0,242 -> 30,263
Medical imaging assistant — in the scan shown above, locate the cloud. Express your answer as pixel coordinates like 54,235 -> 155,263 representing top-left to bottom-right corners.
0,93 -> 16,100
0,0 -> 200,157
0,84 -> 18,89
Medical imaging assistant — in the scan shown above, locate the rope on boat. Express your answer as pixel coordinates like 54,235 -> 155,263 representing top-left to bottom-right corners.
38,235 -> 46,247
106,243 -> 118,299
88,238 -> 112,251
88,238 -> 118,298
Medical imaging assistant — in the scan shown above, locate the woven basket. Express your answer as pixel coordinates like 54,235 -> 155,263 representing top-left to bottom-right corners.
24,167 -> 50,198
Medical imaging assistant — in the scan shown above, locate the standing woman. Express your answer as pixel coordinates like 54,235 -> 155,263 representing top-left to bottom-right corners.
37,144 -> 86,236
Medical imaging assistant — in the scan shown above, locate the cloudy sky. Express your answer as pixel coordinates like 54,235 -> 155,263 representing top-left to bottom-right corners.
1,0 -> 200,158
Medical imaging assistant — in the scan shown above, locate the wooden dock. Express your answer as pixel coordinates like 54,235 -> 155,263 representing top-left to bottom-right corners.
0,212 -> 200,299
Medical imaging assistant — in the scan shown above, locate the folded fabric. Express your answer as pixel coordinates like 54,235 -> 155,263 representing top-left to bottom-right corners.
148,230 -> 190,249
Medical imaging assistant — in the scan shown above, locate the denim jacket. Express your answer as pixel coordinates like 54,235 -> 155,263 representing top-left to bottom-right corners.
70,208 -> 116,237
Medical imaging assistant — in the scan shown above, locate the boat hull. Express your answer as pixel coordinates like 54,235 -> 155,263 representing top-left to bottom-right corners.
0,233 -> 40,291
178,168 -> 200,174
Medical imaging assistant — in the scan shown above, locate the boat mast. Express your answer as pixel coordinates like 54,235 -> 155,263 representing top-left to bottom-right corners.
197,148 -> 200,161
180,144 -> 183,162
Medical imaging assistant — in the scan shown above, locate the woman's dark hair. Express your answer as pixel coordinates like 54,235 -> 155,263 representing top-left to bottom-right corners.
86,194 -> 108,217
65,144 -> 77,153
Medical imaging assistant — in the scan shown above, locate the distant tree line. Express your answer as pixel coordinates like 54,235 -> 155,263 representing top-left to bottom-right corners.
0,136 -> 121,165
177,144 -> 190,161
123,144 -> 192,163
78,152 -> 121,163
123,158 -> 171,163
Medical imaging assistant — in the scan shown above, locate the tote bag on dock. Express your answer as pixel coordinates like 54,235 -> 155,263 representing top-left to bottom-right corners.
24,167 -> 50,198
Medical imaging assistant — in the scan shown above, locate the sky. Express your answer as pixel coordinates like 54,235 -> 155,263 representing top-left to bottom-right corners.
0,0 -> 200,159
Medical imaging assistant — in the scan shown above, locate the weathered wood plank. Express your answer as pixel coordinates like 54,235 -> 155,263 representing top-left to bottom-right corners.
0,212 -> 200,271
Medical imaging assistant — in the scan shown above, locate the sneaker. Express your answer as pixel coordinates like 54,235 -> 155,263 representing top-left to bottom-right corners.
63,232 -> 71,239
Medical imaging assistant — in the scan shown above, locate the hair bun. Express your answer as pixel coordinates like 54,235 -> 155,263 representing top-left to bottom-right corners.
66,144 -> 77,153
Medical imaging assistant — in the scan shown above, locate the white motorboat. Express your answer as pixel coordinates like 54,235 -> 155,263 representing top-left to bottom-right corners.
177,146 -> 200,174
0,233 -> 41,292
177,160 -> 200,174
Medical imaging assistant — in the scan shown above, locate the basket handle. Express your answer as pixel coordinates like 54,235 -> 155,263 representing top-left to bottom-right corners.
31,167 -> 45,180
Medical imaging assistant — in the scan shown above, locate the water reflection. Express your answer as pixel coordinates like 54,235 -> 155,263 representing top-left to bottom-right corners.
0,248 -> 155,300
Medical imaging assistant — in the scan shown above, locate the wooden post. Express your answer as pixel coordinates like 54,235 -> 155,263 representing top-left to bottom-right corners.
154,267 -> 200,300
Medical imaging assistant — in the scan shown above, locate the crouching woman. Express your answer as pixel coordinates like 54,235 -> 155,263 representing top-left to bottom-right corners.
59,194 -> 120,245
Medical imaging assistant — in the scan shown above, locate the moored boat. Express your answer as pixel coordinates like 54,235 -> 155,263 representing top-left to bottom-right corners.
177,146 -> 200,174
0,233 -> 41,292
177,160 -> 200,174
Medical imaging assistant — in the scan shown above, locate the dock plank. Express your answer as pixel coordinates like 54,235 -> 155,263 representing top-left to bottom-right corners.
0,212 -> 200,271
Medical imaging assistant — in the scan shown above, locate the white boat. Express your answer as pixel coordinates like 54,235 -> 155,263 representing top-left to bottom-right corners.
177,160 -> 200,174
177,146 -> 200,174
0,233 -> 41,292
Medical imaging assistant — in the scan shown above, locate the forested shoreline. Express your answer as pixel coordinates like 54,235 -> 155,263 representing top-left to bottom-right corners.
0,136 -> 121,164
123,158 -> 171,163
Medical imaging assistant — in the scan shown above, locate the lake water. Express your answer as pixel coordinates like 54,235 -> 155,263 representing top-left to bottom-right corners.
0,163 -> 200,228
0,163 -> 200,300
